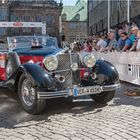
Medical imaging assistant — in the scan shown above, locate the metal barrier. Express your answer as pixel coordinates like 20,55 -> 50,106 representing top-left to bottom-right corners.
93,52 -> 140,85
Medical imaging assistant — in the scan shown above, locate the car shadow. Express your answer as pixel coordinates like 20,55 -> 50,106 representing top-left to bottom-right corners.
110,82 -> 140,107
1,82 -> 140,129
0,92 -> 107,129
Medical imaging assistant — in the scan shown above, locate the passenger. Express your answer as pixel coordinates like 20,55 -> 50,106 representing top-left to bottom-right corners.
31,38 -> 39,47
10,37 -> 17,50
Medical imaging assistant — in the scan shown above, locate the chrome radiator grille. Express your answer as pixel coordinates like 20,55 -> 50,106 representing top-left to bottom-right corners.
55,53 -> 80,90
57,54 -> 71,70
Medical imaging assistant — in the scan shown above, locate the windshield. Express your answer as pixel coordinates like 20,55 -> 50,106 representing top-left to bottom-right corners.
0,43 -> 8,51
7,36 -> 58,49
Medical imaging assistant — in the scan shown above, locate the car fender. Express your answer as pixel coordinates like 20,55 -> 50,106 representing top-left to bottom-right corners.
6,52 -> 21,70
5,63 -> 56,90
95,59 -> 119,84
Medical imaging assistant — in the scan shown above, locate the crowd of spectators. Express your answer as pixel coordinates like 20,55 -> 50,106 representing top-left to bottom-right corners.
72,22 -> 140,53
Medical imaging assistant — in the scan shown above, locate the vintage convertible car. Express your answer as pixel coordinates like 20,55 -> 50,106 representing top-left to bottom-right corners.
0,35 -> 119,114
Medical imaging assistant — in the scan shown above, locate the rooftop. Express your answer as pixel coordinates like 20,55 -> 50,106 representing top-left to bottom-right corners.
1,0 -> 62,7
61,0 -> 87,22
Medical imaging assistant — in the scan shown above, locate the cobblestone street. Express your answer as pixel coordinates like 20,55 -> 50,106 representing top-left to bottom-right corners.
0,82 -> 140,140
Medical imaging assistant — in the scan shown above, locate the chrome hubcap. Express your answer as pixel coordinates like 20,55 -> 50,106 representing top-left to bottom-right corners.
21,78 -> 36,107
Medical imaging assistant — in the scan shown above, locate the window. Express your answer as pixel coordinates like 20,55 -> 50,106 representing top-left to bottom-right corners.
69,22 -> 84,29
23,16 -> 31,22
75,13 -> 80,21
61,13 -> 67,21
0,8 -> 7,20
89,1 -> 94,12
35,15 -> 42,22
10,15 -> 20,21
69,23 -> 76,29
10,15 -> 17,21
0,28 -> 6,35
46,15 -> 55,27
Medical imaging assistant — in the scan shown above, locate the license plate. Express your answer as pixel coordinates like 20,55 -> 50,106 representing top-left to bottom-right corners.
73,86 -> 102,97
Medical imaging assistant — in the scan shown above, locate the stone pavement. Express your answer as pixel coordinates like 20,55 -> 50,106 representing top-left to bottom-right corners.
0,82 -> 140,140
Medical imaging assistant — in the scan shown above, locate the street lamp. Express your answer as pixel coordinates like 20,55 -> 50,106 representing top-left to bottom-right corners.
117,0 -> 120,26
108,0 -> 110,33
127,0 -> 130,24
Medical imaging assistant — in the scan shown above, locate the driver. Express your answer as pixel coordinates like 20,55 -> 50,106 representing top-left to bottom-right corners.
31,38 -> 39,47
11,37 -> 17,49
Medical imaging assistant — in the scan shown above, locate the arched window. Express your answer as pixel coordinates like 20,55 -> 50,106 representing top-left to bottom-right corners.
75,13 -> 80,21
10,15 -> 17,21
46,15 -> 55,27
35,15 -> 42,22
61,13 -> 67,21
23,16 -> 31,22
0,8 -> 7,20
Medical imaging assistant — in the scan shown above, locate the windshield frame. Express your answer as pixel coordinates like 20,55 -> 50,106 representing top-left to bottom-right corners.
7,35 -> 59,50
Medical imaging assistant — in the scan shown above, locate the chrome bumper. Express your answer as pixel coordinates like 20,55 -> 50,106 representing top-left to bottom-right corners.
37,83 -> 120,99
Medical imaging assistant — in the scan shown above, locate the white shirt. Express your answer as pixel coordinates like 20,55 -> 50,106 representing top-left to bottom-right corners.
97,39 -> 107,48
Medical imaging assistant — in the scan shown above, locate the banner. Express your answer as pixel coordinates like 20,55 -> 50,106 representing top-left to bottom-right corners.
0,22 -> 46,34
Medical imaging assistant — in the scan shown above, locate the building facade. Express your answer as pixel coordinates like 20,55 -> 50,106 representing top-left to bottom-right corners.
61,0 -> 87,43
88,0 -> 140,35
0,0 -> 62,39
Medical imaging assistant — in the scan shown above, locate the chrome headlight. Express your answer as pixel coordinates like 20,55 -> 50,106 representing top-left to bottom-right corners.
43,55 -> 58,71
84,54 -> 96,68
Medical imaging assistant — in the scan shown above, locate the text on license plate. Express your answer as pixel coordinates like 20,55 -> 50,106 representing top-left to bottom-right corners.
73,86 -> 102,97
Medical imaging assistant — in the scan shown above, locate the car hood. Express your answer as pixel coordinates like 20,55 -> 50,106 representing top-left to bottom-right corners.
14,47 -> 63,56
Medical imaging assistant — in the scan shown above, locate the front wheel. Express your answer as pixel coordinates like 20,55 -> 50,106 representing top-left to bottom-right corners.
90,90 -> 115,104
18,74 -> 46,115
